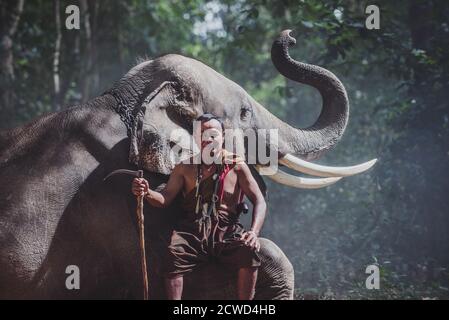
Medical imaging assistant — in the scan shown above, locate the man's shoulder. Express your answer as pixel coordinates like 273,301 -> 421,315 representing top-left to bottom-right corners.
173,162 -> 195,175
233,161 -> 249,174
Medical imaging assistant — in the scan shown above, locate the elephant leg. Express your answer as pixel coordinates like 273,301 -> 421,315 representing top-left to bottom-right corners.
254,238 -> 294,300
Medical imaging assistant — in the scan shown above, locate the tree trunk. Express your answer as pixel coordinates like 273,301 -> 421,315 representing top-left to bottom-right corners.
79,0 -> 99,103
52,0 -> 62,111
0,0 -> 25,125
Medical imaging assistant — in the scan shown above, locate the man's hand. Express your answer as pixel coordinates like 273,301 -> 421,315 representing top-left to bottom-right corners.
132,178 -> 150,197
241,230 -> 261,252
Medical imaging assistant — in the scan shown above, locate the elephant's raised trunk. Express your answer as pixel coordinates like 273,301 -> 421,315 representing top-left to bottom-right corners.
254,30 -> 376,188
271,29 -> 349,160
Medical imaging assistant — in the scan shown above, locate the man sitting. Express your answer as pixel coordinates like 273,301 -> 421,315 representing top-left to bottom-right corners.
132,113 -> 267,300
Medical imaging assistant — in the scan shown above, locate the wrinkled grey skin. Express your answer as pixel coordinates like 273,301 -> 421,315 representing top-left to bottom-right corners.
0,30 -> 348,299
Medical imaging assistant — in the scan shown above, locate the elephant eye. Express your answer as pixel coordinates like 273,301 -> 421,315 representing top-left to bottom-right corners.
240,106 -> 252,121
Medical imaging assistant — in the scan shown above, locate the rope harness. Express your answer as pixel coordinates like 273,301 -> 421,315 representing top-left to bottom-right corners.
193,162 -> 247,252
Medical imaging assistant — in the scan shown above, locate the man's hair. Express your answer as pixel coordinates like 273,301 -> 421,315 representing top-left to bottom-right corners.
196,113 -> 225,132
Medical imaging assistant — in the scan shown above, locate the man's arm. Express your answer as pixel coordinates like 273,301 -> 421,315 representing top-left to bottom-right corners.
132,164 -> 184,208
235,162 -> 267,251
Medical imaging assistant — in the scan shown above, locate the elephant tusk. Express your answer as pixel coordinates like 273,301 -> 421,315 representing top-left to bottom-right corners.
279,154 -> 377,178
256,166 -> 342,189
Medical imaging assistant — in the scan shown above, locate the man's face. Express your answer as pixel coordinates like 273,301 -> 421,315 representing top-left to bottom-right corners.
200,119 -> 224,160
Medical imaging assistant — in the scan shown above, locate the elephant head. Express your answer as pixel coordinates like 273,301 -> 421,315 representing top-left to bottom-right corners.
105,30 -> 376,188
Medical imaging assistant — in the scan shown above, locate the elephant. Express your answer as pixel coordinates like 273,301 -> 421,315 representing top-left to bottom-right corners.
0,30 -> 375,299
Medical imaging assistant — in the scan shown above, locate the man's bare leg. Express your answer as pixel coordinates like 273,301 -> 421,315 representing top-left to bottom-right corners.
237,267 -> 258,300
165,275 -> 184,300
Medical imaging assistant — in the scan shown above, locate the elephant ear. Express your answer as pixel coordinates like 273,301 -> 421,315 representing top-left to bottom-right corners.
129,81 -> 198,174
129,81 -> 173,166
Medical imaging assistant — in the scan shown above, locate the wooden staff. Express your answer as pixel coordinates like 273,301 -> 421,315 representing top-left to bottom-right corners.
104,169 -> 149,300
